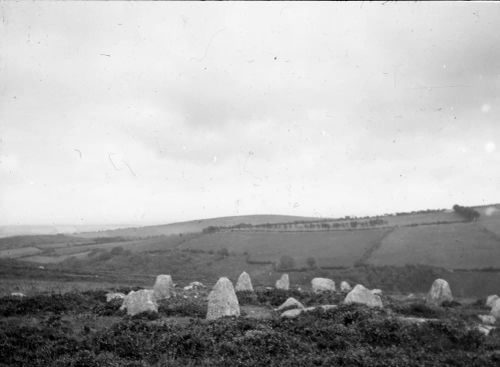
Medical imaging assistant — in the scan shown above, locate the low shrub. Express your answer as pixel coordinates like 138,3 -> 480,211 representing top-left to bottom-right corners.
158,296 -> 207,318
0,290 -> 107,317
389,302 -> 446,319
235,291 -> 258,305
130,310 -> 160,321
1,292 -> 500,366
442,300 -> 462,308
93,298 -> 125,317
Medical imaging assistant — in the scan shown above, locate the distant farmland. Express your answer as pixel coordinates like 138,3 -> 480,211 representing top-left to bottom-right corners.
367,222 -> 500,269
178,229 -> 391,268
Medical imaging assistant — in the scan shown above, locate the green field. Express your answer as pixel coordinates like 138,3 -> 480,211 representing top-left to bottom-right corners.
0,234 -> 92,250
475,205 -> 500,237
368,222 -> 500,269
178,229 -> 391,268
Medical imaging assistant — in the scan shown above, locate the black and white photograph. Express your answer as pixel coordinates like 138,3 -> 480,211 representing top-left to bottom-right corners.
1,1 -> 500,366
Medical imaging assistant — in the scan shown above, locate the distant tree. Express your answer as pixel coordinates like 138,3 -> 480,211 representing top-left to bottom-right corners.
217,248 -> 229,257
306,257 -> 317,269
278,255 -> 296,270
203,226 -> 219,234
96,250 -> 112,261
110,246 -> 125,256
453,204 -> 480,221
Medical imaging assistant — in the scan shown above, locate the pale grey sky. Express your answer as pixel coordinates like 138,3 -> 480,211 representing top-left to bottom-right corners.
1,2 -> 500,225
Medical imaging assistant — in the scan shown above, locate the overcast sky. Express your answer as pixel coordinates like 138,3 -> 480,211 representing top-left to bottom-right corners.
1,2 -> 500,226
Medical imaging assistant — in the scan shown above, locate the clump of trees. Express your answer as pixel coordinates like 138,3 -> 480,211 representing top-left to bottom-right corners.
306,257 -> 317,269
453,204 -> 480,221
278,255 -> 296,270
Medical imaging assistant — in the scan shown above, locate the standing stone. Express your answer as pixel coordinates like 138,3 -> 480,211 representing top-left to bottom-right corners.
153,274 -> 174,300
425,279 -> 453,306
235,271 -> 254,292
120,289 -> 158,316
344,284 -> 383,307
340,281 -> 352,292
206,277 -> 240,320
491,299 -> 500,319
311,278 -> 336,293
486,295 -> 499,308
275,274 -> 290,290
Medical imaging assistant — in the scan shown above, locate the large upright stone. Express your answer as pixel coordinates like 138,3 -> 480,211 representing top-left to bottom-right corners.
486,295 -> 499,308
206,277 -> 240,320
235,271 -> 254,292
311,278 -> 336,293
344,284 -> 383,307
340,281 -> 352,292
425,279 -> 453,306
275,274 -> 289,290
120,289 -> 158,316
153,274 -> 174,300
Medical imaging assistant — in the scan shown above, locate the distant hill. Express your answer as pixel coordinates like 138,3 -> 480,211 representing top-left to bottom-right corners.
0,224 -> 132,238
3,204 -> 500,297
76,214 -> 324,238
5,203 -> 500,272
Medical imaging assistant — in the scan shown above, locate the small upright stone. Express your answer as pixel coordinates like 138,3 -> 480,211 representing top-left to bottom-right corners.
486,295 -> 499,308
491,299 -> 500,319
311,278 -> 336,293
425,279 -> 453,306
344,284 -> 383,307
275,274 -> 289,290
120,289 -> 158,316
235,271 -> 254,292
340,281 -> 352,292
153,274 -> 174,300
206,277 -> 240,320
371,289 -> 382,296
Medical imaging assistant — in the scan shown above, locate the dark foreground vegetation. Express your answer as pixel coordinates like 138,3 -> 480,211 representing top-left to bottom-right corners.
1,289 -> 499,366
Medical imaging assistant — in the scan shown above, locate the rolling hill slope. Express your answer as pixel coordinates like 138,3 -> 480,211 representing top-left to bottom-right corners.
178,229 -> 391,268
75,214 -> 324,238
4,204 -> 500,272
367,222 -> 500,269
